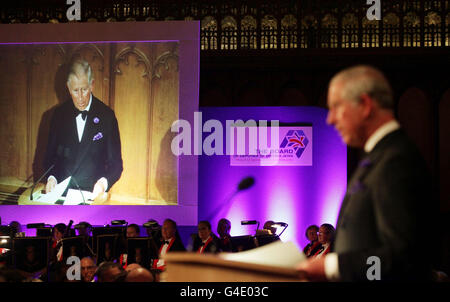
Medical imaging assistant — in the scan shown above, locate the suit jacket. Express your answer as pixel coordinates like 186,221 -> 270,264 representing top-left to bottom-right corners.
333,129 -> 435,281
44,96 -> 123,192
156,236 -> 186,253
193,234 -> 220,254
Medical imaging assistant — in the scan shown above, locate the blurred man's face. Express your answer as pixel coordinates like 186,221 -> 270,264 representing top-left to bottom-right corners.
307,228 -> 318,242
67,73 -> 92,111
161,221 -> 176,240
53,229 -> 63,241
25,246 -> 36,263
318,226 -> 332,244
127,226 -> 138,238
198,223 -> 211,241
81,258 -> 97,282
101,267 -> 121,282
217,221 -> 230,238
326,82 -> 366,148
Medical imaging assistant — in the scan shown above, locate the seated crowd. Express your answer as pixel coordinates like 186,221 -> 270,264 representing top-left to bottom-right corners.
0,219 -> 334,282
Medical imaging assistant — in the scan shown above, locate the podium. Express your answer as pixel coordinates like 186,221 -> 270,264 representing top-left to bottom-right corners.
18,183 -> 109,205
161,252 -> 304,282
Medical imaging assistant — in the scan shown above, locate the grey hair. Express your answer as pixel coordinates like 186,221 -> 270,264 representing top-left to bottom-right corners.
330,65 -> 394,110
67,59 -> 93,85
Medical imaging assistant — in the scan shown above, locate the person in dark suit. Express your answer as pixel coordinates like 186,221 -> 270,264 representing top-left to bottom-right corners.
297,65 -> 434,281
311,224 -> 335,259
303,225 -> 321,258
152,219 -> 186,270
44,59 -> 123,199
217,218 -> 233,252
194,221 -> 220,254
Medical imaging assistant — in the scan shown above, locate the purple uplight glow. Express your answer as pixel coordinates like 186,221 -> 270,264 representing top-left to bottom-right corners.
198,107 -> 347,249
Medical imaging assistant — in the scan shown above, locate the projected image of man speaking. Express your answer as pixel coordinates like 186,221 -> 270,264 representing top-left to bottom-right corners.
43,59 -> 123,199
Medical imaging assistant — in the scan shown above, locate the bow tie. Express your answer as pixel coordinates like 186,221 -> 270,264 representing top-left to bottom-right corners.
78,110 -> 88,121
163,241 -> 170,245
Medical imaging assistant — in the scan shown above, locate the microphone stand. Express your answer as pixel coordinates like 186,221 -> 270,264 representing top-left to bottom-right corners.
70,175 -> 86,205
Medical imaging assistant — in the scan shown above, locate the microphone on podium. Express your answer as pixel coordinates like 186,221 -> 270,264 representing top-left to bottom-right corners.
30,164 -> 55,200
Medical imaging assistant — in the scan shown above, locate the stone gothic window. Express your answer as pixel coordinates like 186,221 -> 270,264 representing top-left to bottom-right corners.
241,15 -> 257,49
221,16 -> 238,50
201,16 -> 218,50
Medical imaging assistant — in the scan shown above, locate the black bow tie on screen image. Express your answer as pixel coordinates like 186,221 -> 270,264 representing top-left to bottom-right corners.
78,110 -> 88,121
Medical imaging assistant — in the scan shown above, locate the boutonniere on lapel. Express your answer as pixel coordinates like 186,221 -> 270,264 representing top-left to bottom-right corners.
93,117 -> 100,124
93,132 -> 103,141
348,158 -> 373,195
349,180 -> 365,195
359,158 -> 372,168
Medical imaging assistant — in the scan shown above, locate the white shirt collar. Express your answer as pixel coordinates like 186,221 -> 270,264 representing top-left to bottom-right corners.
202,235 -> 211,244
364,120 -> 400,153
84,94 -> 93,111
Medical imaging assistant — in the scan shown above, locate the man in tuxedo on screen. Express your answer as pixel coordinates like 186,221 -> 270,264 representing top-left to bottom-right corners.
44,59 -> 123,199
297,65 -> 435,281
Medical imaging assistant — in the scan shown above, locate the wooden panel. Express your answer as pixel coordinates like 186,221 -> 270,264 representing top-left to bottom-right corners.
149,43 -> 179,204
29,44 -> 66,181
111,43 -> 152,201
0,45 -> 28,181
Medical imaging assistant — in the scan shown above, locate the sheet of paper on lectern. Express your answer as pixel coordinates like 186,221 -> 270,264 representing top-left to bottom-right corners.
219,240 -> 306,269
64,189 -> 94,205
36,176 -> 71,203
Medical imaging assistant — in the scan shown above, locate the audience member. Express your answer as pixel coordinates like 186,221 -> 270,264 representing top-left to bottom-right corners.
125,263 -> 142,272
76,222 -> 95,258
303,225 -> 321,258
96,261 -> 126,282
152,219 -> 186,270
217,218 -> 233,252
80,256 -> 97,282
126,224 -> 140,238
125,267 -> 154,282
76,222 -> 92,237
312,224 -> 335,258
9,221 -> 23,237
51,223 -> 66,262
16,245 -> 47,281
120,223 -> 141,268
194,221 -> 220,254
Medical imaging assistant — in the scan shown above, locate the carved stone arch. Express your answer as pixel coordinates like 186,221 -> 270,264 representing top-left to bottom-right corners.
114,45 -> 151,78
151,44 -> 179,81
383,12 -> 400,25
321,14 -> 337,28
241,15 -> 257,29
221,15 -> 238,50
221,15 -> 237,29
70,43 -> 105,72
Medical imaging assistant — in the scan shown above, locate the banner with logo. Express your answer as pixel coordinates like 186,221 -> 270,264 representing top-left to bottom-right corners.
230,126 -> 312,166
